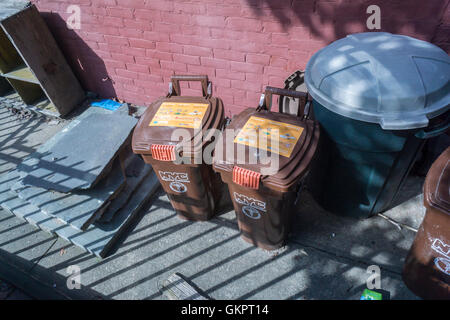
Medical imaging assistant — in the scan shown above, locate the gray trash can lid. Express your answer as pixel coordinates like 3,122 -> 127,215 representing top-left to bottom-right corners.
305,32 -> 450,130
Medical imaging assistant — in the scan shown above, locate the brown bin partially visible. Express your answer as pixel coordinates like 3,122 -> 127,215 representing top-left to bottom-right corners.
132,75 -> 225,221
403,147 -> 450,299
213,87 -> 320,250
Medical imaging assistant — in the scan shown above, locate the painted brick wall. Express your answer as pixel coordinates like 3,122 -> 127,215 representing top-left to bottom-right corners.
32,0 -> 449,115
432,2 -> 450,53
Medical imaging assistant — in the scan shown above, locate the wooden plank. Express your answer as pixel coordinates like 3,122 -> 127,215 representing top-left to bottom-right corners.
14,157 -> 126,231
0,5 -> 85,116
4,78 -> 60,116
0,28 -> 22,74
21,113 -> 138,192
6,78 -> 44,105
29,98 -> 59,117
97,155 -> 152,224
0,168 -> 161,259
2,64 -> 39,84
0,89 -> 59,117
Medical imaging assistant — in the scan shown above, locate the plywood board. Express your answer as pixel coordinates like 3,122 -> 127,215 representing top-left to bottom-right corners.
0,168 -> 161,259
98,157 -> 152,223
14,157 -> 126,231
3,64 -> 38,84
21,113 -> 137,192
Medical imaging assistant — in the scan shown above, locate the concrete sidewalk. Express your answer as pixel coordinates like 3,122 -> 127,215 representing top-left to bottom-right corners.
0,105 -> 422,300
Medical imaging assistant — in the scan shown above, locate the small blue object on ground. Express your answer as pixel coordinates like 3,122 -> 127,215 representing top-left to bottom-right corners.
91,99 -> 122,111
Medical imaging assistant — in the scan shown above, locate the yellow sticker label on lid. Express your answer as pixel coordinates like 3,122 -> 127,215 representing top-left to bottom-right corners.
234,116 -> 304,158
149,102 -> 209,129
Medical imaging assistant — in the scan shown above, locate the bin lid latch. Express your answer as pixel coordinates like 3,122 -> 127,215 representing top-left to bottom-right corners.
151,144 -> 176,161
233,166 -> 261,189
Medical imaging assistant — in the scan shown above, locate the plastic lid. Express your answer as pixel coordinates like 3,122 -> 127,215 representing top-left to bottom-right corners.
424,147 -> 450,215
132,96 -> 224,160
305,32 -> 450,130
132,75 -> 224,161
213,108 -> 320,192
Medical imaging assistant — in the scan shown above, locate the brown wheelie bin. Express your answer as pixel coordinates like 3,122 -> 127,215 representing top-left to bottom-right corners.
402,146 -> 450,299
212,87 -> 320,250
132,75 -> 225,221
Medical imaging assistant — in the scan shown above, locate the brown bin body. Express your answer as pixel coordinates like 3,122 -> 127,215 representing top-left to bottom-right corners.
132,75 -> 225,221
403,147 -> 450,299
213,87 -> 320,250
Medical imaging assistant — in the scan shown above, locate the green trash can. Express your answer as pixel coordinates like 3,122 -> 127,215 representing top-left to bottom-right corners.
304,32 -> 450,218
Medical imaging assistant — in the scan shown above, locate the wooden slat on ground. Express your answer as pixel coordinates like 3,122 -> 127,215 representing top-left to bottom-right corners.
0,168 -> 161,258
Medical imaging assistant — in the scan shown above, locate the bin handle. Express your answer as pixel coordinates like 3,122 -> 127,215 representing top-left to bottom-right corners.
415,118 -> 450,139
258,86 -> 309,119
168,75 -> 212,98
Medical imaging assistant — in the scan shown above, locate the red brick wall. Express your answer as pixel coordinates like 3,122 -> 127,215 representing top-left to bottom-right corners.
432,2 -> 450,53
32,0 -> 449,115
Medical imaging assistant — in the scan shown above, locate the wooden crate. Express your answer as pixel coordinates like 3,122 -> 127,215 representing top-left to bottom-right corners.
0,3 -> 85,117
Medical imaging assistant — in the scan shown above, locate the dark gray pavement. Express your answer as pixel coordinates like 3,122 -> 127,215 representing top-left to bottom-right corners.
0,278 -> 32,300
